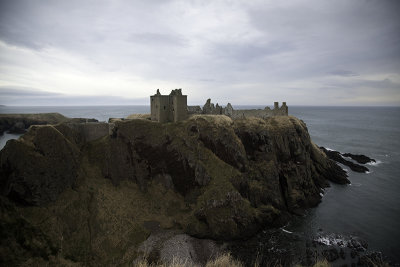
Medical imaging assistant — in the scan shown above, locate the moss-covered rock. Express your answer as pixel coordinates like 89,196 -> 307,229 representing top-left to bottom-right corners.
0,196 -> 57,266
0,125 -> 80,205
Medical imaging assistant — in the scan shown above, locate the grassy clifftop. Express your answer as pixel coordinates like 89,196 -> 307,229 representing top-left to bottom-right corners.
0,115 -> 348,266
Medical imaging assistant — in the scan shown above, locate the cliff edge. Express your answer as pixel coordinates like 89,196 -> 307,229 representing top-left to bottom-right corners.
0,115 -> 348,265
0,113 -> 98,135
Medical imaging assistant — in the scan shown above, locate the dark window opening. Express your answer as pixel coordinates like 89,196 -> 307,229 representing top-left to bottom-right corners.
164,106 -> 166,110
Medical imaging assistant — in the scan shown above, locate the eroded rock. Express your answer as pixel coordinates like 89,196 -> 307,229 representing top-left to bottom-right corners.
320,147 -> 370,173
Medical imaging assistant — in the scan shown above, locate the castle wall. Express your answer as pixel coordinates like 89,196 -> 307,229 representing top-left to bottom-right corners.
187,105 -> 202,114
172,95 -> 188,122
150,89 -> 188,123
195,100 -> 288,119
151,95 -> 171,123
229,106 -> 287,119
150,96 -> 157,121
151,90 -> 287,122
231,108 -> 273,119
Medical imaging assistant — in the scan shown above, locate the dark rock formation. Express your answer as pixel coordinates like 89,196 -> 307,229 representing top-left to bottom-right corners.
136,230 -> 222,266
342,153 -> 376,164
322,248 -> 340,262
0,196 -> 58,266
0,125 -> 80,205
320,147 -> 370,173
0,115 -> 350,265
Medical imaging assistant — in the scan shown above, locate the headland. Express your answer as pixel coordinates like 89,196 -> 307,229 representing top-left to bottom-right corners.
2,90 -> 379,266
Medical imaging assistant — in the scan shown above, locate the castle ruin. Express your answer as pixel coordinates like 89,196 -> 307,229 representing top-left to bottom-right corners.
150,89 -> 188,123
150,89 -> 288,123
189,99 -> 288,118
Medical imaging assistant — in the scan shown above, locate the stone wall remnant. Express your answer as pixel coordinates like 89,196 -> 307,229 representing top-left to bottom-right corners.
188,99 -> 288,119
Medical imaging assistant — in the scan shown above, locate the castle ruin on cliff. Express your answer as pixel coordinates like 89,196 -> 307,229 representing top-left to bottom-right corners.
150,89 -> 288,122
150,89 -> 188,123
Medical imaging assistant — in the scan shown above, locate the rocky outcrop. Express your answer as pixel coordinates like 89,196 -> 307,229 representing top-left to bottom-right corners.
0,125 -> 80,205
0,113 -> 98,135
342,153 -> 376,164
136,230 -> 222,265
0,114 -> 349,265
320,147 -> 371,173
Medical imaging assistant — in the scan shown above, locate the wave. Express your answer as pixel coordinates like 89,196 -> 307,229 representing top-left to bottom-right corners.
314,235 -> 347,247
281,228 -> 293,234
367,160 -> 382,166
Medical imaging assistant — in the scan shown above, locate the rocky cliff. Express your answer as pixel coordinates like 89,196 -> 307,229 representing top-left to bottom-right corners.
0,113 -> 98,135
0,115 -> 348,266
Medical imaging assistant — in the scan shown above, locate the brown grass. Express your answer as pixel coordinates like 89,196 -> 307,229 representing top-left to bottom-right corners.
205,253 -> 243,267
188,115 -> 233,127
134,253 -> 243,267
134,254 -> 334,267
126,113 -> 151,120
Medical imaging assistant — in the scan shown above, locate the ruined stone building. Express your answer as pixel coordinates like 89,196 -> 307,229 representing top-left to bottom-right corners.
151,89 -> 288,123
188,99 -> 288,118
150,89 -> 188,123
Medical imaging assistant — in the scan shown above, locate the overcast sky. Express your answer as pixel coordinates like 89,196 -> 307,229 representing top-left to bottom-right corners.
0,0 -> 399,106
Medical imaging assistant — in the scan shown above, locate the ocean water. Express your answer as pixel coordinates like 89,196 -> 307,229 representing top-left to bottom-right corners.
1,105 -> 399,263
287,106 -> 400,264
0,105 -> 149,122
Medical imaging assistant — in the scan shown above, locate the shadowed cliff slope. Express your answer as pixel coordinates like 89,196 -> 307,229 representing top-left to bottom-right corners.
0,115 -> 348,266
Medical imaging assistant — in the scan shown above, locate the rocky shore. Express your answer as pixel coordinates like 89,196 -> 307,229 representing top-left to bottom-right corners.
320,147 -> 376,173
0,114 -> 350,265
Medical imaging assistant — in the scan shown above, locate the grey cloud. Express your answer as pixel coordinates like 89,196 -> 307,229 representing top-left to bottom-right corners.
0,86 -> 147,106
351,78 -> 400,91
211,41 -> 295,63
0,0 -> 175,51
323,78 -> 400,90
0,0 -> 399,105
129,32 -> 187,47
0,87 -> 63,97
328,70 -> 359,77
247,0 -> 400,75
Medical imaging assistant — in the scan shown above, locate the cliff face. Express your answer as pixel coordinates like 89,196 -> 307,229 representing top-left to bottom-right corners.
0,115 -> 348,265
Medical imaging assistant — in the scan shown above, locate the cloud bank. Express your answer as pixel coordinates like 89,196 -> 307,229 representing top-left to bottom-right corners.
0,0 -> 399,106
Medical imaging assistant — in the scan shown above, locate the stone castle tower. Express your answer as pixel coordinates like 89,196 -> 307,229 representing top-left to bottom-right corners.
150,89 -> 188,123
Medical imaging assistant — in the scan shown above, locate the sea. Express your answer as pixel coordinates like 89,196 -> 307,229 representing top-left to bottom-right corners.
1,105 -> 399,265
